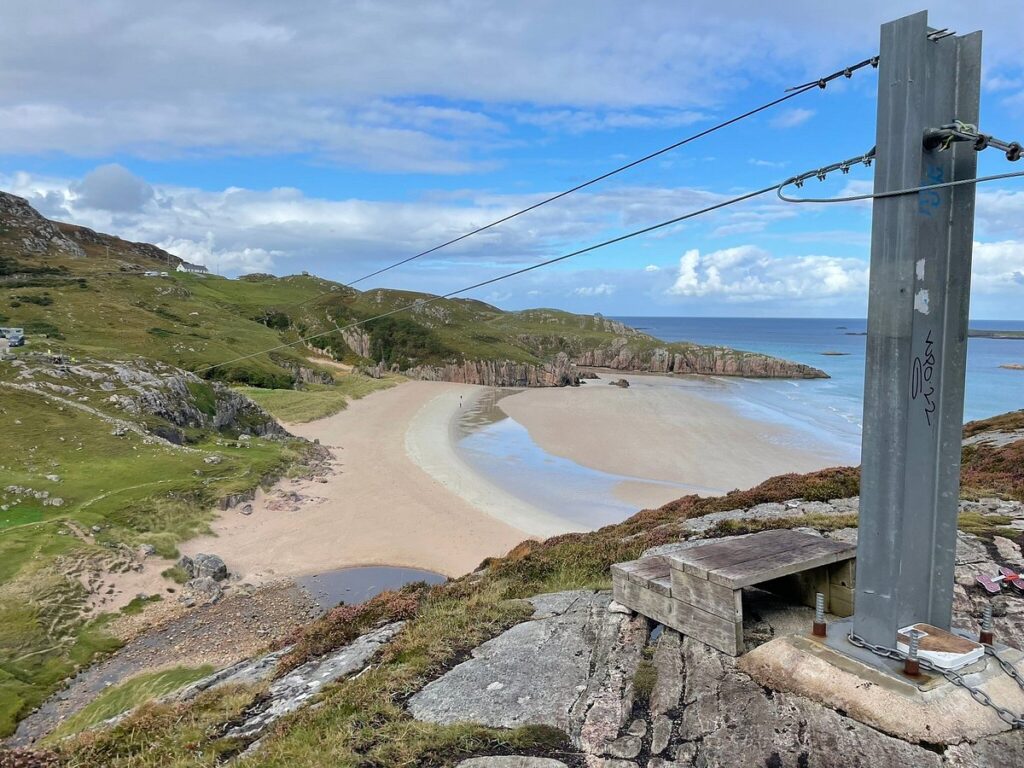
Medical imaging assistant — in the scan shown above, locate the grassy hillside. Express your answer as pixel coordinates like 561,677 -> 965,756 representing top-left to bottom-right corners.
28,415 -> 1024,766
1,191 -> 821,390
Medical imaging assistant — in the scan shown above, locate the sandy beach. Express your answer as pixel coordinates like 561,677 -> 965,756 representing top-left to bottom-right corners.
499,372 -> 845,494
183,373 -> 848,584
183,381 -> 548,582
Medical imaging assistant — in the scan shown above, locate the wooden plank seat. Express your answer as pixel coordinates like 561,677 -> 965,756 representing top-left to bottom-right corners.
612,529 -> 856,656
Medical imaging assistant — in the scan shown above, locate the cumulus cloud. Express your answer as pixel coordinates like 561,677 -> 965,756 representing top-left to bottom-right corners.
644,264 -> 661,272
971,240 -> 1024,293
667,246 -> 868,301
573,283 -> 616,296
2,2 -> 1021,169
72,164 -> 154,212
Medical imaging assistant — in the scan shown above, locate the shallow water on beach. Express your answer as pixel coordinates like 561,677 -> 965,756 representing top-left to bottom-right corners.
298,566 -> 447,610
453,387 -> 710,529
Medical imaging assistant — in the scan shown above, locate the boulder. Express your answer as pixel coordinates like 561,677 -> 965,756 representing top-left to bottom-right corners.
178,553 -> 228,581
181,577 -> 223,605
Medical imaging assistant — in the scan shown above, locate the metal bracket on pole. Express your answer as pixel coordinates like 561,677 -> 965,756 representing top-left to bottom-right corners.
853,11 -> 981,648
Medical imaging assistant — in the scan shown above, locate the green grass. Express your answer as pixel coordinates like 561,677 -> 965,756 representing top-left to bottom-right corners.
0,385 -> 306,737
46,665 -> 214,742
235,372 -> 398,424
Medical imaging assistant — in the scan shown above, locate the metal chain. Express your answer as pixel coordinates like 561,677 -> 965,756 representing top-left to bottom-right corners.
847,633 -> 1024,728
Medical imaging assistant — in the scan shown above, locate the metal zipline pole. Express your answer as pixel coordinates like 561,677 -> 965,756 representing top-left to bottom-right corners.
853,11 -> 981,647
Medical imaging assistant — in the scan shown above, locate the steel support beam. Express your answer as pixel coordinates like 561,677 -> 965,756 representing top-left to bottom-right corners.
853,11 -> 981,647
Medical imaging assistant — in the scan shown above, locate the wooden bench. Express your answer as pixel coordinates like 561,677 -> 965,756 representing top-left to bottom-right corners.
612,529 -> 856,656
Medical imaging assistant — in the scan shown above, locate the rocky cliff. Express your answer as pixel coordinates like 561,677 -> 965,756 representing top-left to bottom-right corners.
571,337 -> 828,378
401,352 -> 579,387
367,342 -> 824,388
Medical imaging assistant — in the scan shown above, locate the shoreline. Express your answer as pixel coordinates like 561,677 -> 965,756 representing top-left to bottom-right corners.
181,381 -> 548,583
180,370 -> 854,587
497,371 -> 848,494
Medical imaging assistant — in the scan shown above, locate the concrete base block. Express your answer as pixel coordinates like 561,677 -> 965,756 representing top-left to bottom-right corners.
738,629 -> 1024,745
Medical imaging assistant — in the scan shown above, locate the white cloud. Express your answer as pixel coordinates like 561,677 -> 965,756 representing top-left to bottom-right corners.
644,264 -> 661,272
748,159 -> 787,168
2,2 -> 1021,169
573,283 -> 616,296
667,246 -> 868,301
769,108 -> 815,130
971,240 -> 1024,293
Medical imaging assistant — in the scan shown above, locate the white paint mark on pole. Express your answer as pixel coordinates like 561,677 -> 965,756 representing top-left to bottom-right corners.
915,289 -> 930,314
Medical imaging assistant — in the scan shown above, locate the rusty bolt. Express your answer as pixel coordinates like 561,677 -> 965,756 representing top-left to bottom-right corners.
980,603 -> 994,646
904,629 -> 923,677
812,592 -> 827,638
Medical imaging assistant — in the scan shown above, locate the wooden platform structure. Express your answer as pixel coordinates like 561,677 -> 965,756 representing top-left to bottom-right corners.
612,529 -> 857,656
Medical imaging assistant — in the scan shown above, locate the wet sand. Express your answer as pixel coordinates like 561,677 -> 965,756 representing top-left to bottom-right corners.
499,372 -> 844,494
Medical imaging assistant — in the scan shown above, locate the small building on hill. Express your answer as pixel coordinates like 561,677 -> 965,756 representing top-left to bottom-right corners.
176,262 -> 209,275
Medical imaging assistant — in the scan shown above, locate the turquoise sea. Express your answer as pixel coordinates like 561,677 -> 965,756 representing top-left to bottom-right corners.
617,317 -> 1024,462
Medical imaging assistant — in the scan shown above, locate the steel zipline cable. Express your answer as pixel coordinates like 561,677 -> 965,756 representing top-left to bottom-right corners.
197,144 -> 1024,377
294,55 -> 881,299
196,183 -> 782,374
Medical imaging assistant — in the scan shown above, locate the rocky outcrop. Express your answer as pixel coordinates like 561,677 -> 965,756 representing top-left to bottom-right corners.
408,588 -> 973,766
403,352 -> 579,388
341,328 -> 372,359
572,337 -> 826,379
11,356 -> 287,439
55,222 -> 180,266
0,192 -> 84,258
226,622 -> 405,754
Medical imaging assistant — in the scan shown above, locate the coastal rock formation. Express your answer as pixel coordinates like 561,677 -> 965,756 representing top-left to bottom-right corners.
571,337 -> 827,379
178,553 -> 228,581
8,356 -> 287,439
403,352 -> 580,388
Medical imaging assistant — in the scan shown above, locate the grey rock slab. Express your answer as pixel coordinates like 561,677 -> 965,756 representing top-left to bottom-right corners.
605,734 -> 641,759
455,759 -> 569,768
176,646 -> 292,701
943,730 -> 1024,767
649,629 -> 683,717
650,714 -> 672,756
993,535 -> 1024,566
409,591 -> 619,734
225,621 -> 403,741
575,614 -> 648,755
528,589 -> 595,619
677,637 -> 943,767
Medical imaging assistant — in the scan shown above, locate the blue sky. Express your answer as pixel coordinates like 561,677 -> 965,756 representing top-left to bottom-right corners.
1,1 -> 1023,318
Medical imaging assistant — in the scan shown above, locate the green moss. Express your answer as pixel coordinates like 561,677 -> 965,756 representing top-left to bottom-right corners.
632,658 -> 657,705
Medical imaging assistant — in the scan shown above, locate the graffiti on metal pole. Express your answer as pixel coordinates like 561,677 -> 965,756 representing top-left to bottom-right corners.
918,163 -> 945,217
911,329 -> 938,426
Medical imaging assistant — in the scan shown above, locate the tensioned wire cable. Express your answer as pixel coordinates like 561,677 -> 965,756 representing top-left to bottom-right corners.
196,183 -> 782,374
198,149 -> 1023,377
292,56 -> 881,301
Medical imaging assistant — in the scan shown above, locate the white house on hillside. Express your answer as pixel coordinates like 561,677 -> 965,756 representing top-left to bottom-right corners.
176,262 -> 210,275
